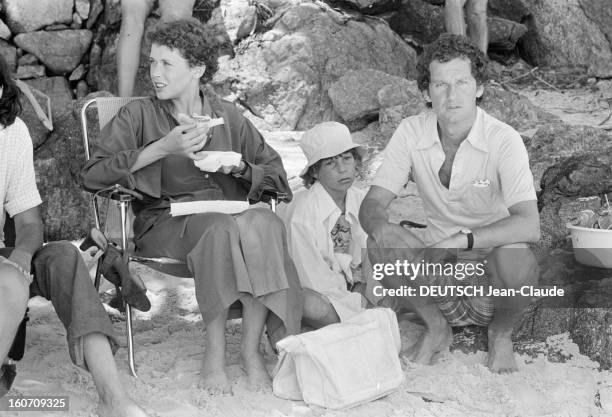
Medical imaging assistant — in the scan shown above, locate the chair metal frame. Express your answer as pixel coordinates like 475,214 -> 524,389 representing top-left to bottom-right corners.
80,97 -> 287,377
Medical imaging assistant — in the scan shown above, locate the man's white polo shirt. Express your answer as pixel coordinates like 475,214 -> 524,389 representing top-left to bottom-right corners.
372,107 -> 536,245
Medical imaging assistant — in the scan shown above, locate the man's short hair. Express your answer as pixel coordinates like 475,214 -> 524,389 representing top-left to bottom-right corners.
416,34 -> 488,96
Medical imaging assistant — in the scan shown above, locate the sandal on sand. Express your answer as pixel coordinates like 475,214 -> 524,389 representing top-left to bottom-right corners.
99,245 -> 151,312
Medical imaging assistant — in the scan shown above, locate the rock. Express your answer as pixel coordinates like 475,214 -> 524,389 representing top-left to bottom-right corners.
387,0 -> 444,45
377,80 -> 426,137
76,0 -> 91,20
578,0 -> 612,54
19,83 -> 53,149
479,84 -> 558,133
45,24 -> 71,31
76,80 -> 89,99
14,65 -> 46,79
87,0 -> 105,29
104,0 -> 122,26
0,19 -> 11,40
215,3 -> 417,130
537,150 -> 612,249
69,64 -> 87,82
3,0 -> 73,34
598,80 -> 612,100
0,40 -> 17,72
24,77 -> 74,121
342,0 -> 401,15
488,16 -> 527,51
72,12 -> 83,28
34,106 -> 93,241
488,0 -> 530,22
328,69 -> 407,127
13,30 -> 93,75
18,54 -> 38,66
527,124 -> 612,190
221,0 -> 252,43
515,276 -> 612,370
520,0 -> 612,78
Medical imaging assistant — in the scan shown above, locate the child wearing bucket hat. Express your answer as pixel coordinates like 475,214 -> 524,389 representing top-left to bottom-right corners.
280,121 -> 368,328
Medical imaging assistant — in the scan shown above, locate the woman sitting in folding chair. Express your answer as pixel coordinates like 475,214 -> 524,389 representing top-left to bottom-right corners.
81,18 -> 302,394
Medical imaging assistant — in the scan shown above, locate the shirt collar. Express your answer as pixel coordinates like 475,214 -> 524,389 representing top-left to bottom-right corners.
415,107 -> 488,152
310,182 -> 360,225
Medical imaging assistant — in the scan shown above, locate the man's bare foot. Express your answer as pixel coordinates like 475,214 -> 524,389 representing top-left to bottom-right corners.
199,351 -> 232,395
240,351 -> 271,392
403,322 -> 452,365
97,398 -> 149,417
487,331 -> 518,373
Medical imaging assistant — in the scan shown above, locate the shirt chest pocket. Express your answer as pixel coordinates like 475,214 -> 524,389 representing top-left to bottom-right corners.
452,180 -> 499,216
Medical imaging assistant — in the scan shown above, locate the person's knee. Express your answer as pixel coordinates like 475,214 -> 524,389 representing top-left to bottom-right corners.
0,266 -> 29,312
202,213 -> 239,236
241,208 -> 285,237
489,243 -> 539,288
302,289 -> 335,322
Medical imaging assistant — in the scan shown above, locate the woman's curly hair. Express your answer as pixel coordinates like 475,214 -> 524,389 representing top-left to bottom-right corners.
416,34 -> 488,102
0,54 -> 22,128
147,18 -> 219,83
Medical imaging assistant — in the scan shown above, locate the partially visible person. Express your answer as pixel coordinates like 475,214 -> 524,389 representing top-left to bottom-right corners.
280,122 -> 368,329
360,34 -> 540,373
118,0 -> 196,96
82,19 -> 302,395
0,55 -> 148,416
445,0 -> 488,53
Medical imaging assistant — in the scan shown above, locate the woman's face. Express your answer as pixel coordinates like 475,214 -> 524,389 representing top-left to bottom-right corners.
149,43 -> 201,100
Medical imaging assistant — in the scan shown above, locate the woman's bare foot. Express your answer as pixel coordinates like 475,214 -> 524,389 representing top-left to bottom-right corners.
403,322 -> 453,365
240,351 -> 271,392
97,398 -> 149,417
487,331 -> 518,373
199,349 -> 232,395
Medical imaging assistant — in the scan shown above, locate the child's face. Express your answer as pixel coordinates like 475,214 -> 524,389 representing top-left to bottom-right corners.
315,151 -> 357,196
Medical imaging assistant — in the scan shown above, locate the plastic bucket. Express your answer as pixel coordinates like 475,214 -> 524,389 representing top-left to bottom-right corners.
566,223 -> 612,269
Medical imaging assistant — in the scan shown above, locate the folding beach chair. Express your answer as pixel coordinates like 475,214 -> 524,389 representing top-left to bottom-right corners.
80,97 -> 287,377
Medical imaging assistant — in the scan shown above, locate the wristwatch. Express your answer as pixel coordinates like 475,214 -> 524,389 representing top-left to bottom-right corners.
460,229 -> 474,250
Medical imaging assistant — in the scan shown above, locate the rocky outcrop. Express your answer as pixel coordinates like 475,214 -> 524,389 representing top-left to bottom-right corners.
537,150 -> 612,249
3,0 -> 73,34
519,0 -> 612,78
215,3 -> 417,130
14,30 -> 93,75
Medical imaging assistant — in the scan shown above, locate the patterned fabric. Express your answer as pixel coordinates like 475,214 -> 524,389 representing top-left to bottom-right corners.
331,214 -> 352,255
430,249 -> 494,326
0,117 -> 43,247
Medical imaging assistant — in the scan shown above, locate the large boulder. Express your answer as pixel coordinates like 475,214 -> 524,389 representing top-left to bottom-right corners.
328,69 -> 408,129
487,0 -> 530,23
519,0 -> 612,78
527,124 -> 612,191
0,40 -> 17,72
14,30 -> 93,75
3,0 -> 73,34
215,3 -> 417,130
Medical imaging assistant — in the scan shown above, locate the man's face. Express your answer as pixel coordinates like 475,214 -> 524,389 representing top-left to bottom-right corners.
423,57 -> 484,125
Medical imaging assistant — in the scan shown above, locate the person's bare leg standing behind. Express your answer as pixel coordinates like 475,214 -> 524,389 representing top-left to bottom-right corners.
444,0 -> 488,54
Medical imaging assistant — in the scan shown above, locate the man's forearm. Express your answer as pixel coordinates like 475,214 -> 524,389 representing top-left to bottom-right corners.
11,221 -> 43,273
472,213 -> 540,248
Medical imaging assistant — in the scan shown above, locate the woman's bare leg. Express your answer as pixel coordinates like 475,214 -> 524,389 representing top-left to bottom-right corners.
200,309 -> 232,395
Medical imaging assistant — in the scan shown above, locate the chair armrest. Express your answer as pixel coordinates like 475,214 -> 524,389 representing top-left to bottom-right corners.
93,184 -> 144,202
260,189 -> 289,204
